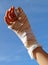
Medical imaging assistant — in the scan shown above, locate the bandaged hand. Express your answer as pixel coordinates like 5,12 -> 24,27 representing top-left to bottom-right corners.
4,6 -> 37,48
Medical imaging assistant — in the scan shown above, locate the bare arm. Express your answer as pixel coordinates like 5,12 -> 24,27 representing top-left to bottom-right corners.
33,47 -> 48,65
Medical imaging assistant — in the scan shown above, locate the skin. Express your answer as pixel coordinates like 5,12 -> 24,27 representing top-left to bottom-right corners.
33,47 -> 48,65
4,6 -> 48,65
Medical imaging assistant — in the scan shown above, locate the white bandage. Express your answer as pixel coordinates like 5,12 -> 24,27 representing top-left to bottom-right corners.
8,26 -> 41,59
27,44 -> 41,59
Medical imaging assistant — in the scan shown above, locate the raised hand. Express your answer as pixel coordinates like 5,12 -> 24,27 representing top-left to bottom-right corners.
4,6 -> 30,34
4,6 -> 37,48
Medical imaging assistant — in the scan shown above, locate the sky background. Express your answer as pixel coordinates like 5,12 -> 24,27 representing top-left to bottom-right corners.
0,0 -> 48,65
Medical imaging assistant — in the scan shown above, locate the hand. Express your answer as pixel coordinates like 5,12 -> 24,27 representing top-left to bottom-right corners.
4,6 -> 37,48
4,6 -> 30,34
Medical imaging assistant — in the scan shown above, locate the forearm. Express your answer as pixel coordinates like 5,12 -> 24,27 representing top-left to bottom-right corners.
33,47 -> 48,65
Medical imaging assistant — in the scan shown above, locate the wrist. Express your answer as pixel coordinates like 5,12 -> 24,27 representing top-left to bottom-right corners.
24,31 -> 37,48
28,44 -> 41,59
16,27 -> 37,48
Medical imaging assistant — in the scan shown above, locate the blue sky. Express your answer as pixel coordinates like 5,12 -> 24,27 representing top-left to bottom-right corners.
0,0 -> 48,65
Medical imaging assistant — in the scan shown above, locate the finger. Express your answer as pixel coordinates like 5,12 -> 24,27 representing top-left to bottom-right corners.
5,16 -> 12,25
9,7 -> 18,21
6,10 -> 16,22
16,7 -> 23,14
10,6 -> 18,19
10,6 -> 15,14
16,7 -> 27,24
4,11 -> 11,25
7,10 -> 15,22
15,7 -> 23,18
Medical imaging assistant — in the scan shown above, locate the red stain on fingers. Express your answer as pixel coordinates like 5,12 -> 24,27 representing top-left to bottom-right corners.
5,11 -> 13,25
4,6 -> 18,25
9,6 -> 18,21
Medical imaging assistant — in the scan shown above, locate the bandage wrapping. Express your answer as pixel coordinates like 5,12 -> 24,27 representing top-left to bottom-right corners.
27,44 -> 40,59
